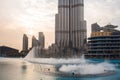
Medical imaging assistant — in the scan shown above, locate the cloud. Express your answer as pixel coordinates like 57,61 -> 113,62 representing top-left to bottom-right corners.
0,26 -> 25,50
85,0 -> 120,36
0,0 -> 120,50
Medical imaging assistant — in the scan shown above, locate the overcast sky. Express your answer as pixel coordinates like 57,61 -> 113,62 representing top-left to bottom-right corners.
0,0 -> 120,50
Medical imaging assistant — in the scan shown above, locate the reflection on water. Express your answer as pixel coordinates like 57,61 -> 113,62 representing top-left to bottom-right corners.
0,58 -> 120,80
0,58 -> 57,80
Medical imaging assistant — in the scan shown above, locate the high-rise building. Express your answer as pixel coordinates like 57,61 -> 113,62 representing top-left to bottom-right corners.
32,36 -> 39,48
55,0 -> 87,49
23,34 -> 28,51
38,32 -> 45,48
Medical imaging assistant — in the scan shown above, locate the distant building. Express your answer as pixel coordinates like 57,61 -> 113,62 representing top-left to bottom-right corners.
32,36 -> 39,48
86,23 -> 120,59
23,34 -> 28,51
0,46 -> 19,57
38,32 -> 45,48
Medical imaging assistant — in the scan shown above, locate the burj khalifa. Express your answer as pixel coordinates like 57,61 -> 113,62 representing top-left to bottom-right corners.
55,0 -> 87,49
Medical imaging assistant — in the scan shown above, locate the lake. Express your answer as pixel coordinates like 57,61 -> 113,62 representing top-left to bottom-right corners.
1,58 -> 120,80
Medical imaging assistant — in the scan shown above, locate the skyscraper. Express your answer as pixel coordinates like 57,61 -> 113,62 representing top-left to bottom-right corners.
55,0 -> 87,49
23,34 -> 28,51
38,32 -> 45,48
32,36 -> 39,48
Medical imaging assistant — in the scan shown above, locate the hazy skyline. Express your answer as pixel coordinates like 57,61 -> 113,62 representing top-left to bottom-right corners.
0,0 -> 120,50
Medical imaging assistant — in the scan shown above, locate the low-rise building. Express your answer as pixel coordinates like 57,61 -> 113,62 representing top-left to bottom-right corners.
86,23 -> 120,59
0,46 -> 19,57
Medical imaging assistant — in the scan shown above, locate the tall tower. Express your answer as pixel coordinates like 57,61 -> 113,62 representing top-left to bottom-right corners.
32,36 -> 39,48
23,34 -> 28,51
38,32 -> 45,48
55,0 -> 87,49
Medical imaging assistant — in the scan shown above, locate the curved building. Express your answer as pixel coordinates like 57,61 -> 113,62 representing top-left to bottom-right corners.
87,23 -> 120,59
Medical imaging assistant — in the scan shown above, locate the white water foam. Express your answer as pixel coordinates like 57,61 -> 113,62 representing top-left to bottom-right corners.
59,62 -> 115,75
25,47 -> 116,75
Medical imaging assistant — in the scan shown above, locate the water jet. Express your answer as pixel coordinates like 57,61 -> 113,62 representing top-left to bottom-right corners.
25,47 -> 116,77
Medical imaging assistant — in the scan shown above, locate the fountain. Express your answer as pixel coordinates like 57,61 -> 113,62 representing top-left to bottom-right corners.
25,47 -> 116,77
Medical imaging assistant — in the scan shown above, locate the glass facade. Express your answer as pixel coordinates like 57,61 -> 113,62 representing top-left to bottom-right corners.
55,0 -> 87,49
86,23 -> 120,59
88,35 -> 120,54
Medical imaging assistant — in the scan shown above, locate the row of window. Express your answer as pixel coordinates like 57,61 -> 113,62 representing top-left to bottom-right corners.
89,40 -> 120,43
88,51 -> 120,54
89,47 -> 120,49
91,32 -> 111,37
88,44 -> 120,46
89,36 -> 120,39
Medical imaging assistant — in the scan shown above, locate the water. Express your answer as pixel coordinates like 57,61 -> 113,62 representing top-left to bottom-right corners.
25,47 -> 116,76
1,47 -> 120,80
1,58 -> 120,80
25,58 -> 115,75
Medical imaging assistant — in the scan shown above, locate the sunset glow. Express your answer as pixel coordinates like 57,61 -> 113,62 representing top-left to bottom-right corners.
0,0 -> 120,50
27,30 -> 35,36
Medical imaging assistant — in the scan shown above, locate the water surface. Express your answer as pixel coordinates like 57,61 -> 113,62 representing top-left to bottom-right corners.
0,58 -> 120,80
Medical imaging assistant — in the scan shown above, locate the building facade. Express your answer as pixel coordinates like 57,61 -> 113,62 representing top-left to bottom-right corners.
23,34 -> 28,51
32,36 -> 39,48
55,0 -> 87,49
38,32 -> 45,49
0,46 -> 19,57
87,23 -> 120,59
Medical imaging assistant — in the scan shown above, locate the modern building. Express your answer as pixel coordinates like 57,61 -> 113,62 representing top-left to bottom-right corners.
32,36 -> 39,48
23,34 -> 28,51
86,23 -> 120,59
25,0 -> 87,58
0,46 -> 19,57
38,32 -> 45,48
55,0 -> 87,49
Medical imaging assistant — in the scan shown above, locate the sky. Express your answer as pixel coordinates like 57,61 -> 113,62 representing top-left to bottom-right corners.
0,0 -> 120,50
